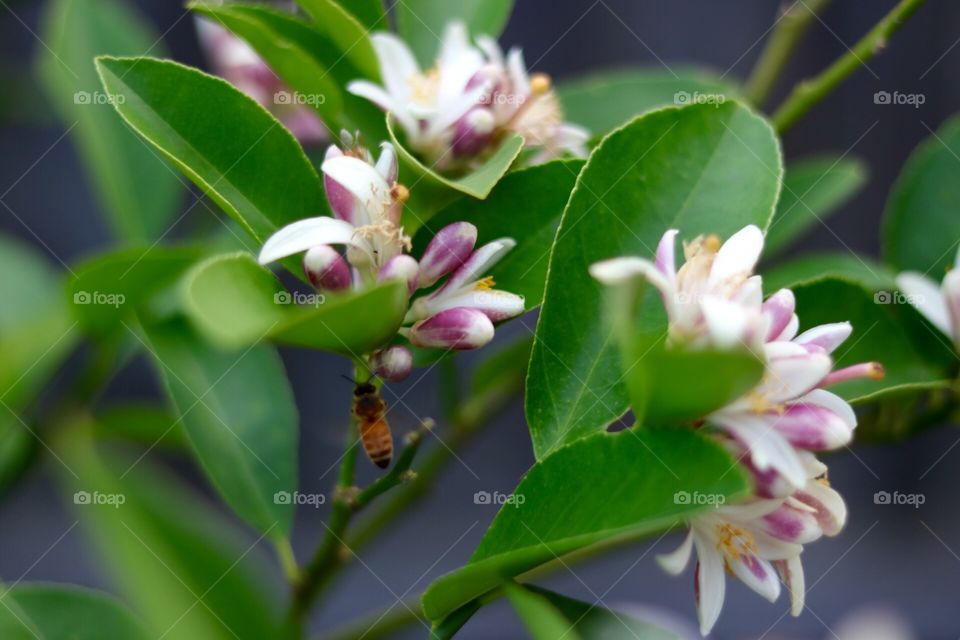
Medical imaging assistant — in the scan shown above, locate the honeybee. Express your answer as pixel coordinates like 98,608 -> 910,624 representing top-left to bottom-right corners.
352,380 -> 393,469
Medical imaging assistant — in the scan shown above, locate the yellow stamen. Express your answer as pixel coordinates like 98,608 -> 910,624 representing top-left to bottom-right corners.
391,183 -> 410,204
704,234 -> 721,253
474,275 -> 496,291
530,72 -> 552,95
715,523 -> 758,562
408,68 -> 440,106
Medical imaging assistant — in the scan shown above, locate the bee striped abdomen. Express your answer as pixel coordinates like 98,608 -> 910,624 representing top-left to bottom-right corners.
360,417 -> 393,469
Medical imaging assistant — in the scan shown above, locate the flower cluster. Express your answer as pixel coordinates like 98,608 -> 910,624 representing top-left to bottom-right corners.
347,21 -> 589,171
259,133 -> 524,381
897,247 -> 960,351
591,226 -> 883,635
195,18 -> 327,146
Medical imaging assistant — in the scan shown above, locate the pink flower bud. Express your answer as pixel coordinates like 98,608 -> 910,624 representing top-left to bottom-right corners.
419,222 -> 478,287
323,145 -> 358,224
408,308 -> 494,350
303,245 -> 351,292
371,345 -> 413,382
453,108 -> 495,158
378,255 -> 420,294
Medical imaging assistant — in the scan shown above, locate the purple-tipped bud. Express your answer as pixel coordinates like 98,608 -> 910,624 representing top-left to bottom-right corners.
419,222 -> 478,288
453,108 -> 495,158
408,307 -> 494,350
323,145 -> 357,224
303,245 -> 352,292
371,345 -> 413,382
378,254 -> 420,294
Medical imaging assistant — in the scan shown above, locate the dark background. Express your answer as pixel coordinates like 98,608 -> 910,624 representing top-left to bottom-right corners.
1,1 -> 959,638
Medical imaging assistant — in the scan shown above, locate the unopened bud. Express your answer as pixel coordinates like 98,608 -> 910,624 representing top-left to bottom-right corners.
370,345 -> 413,382
303,245 -> 352,292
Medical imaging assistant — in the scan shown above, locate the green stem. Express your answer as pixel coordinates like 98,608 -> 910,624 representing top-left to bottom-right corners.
744,0 -> 830,107
771,0 -> 925,133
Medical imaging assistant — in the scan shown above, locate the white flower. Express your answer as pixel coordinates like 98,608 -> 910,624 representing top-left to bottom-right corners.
896,247 -> 960,350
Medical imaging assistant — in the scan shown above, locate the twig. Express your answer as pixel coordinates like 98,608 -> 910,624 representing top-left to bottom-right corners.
771,0 -> 926,133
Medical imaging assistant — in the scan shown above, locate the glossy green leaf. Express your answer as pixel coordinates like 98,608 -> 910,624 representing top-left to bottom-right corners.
140,318 -> 297,536
412,159 -> 584,308
0,235 -> 78,490
389,116 -> 525,202
763,252 -> 896,293
504,582 -> 582,640
422,428 -> 748,620
95,56 -> 326,242
68,246 -> 203,334
331,0 -> 385,30
765,156 -> 867,256
190,2 -> 343,124
396,0 -> 513,65
94,404 -> 186,449
38,0 -> 182,242
527,101 -> 782,459
2,585 -> 151,640
57,425 -> 284,640
852,380 -> 954,441
884,114 -> 960,274
183,252 -> 408,353
293,0 -> 381,77
791,277 -> 953,403
557,67 -> 739,137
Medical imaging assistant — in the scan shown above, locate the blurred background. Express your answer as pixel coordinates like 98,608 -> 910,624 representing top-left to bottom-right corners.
1,0 -> 958,637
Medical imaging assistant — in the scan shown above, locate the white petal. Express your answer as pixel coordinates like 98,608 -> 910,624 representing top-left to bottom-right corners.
589,256 -> 672,296
427,81 -> 491,137
778,556 -> 806,616
435,238 -> 516,295
701,296 -> 752,349
694,534 -> 726,636
801,388 -> 857,432
793,322 -> 852,354
348,81 -> 421,137
708,225 -> 764,287
715,414 -> 808,488
655,229 -> 679,287
656,529 -> 694,575
258,217 -> 356,264
369,32 -> 419,103
507,47 -> 530,96
762,351 -> 833,404
321,156 -> 392,224
728,554 -> 781,603
943,268 -> 960,343
476,35 -> 504,66
897,271 -> 951,336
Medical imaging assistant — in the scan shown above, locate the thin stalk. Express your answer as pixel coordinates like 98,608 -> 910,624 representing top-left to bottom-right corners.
744,0 -> 830,107
771,0 -> 926,133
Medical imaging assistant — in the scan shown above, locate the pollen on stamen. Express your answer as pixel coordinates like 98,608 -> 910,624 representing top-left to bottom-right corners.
530,72 -> 552,95
474,275 -> 496,291
391,183 -> 410,203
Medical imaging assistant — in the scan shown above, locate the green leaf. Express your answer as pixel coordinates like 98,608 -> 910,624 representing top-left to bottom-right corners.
412,159 -> 584,309
57,425 -> 284,640
421,428 -> 748,620
182,252 -> 408,353
388,116 -> 525,203
293,0 -> 381,77
37,0 -> 182,242
2,585 -> 152,640
527,101 -> 782,459
765,156 -> 867,257
884,114 -> 960,274
189,3 -> 343,125
557,67 -> 739,137
95,56 -> 326,243
504,582 -> 582,640
68,246 -> 203,334
396,0 -> 513,65
763,252 -> 896,293
141,318 -> 298,536
514,585 -> 678,640
0,235 -> 78,490
791,277 -> 953,402
94,404 -> 186,449
625,344 -> 765,426
329,0 -> 385,30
